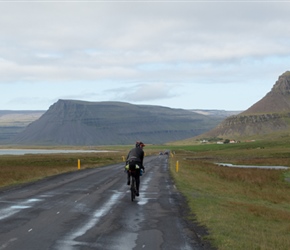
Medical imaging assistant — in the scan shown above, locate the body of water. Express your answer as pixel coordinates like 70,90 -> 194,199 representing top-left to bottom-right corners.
0,149 -> 110,155
217,163 -> 289,170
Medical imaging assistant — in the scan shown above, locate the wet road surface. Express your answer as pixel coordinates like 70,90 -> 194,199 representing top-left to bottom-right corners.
0,155 -> 207,250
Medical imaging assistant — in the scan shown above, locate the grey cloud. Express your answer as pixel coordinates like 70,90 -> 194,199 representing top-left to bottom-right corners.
108,83 -> 177,102
0,2 -> 289,84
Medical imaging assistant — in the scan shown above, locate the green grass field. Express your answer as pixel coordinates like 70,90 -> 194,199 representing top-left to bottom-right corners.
169,139 -> 290,250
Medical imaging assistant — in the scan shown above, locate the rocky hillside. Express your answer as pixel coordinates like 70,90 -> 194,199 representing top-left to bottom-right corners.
202,71 -> 290,139
10,100 -> 224,146
243,71 -> 290,114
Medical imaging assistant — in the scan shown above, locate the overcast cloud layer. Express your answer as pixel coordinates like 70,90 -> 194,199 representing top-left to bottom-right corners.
1,1 -> 290,111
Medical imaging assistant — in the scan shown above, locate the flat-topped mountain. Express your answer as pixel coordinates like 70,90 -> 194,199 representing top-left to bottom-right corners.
10,100 -> 224,145
200,71 -> 290,139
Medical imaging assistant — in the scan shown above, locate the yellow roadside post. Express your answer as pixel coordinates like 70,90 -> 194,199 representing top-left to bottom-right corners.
176,161 -> 179,172
78,159 -> 81,170
122,156 -> 125,161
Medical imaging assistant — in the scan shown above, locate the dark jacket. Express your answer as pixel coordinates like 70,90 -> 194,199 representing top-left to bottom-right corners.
126,147 -> 144,169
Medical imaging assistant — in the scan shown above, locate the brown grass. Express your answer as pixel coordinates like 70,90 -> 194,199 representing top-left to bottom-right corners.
0,147 -> 160,188
0,151 -> 127,188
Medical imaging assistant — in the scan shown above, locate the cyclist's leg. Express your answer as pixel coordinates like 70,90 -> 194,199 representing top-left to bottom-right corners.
127,163 -> 135,185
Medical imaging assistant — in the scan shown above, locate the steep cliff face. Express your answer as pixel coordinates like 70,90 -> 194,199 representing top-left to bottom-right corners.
11,100 -> 223,145
204,71 -> 290,138
206,113 -> 290,137
271,71 -> 290,94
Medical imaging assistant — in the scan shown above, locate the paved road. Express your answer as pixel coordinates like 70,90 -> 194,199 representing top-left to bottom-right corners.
0,155 -> 206,250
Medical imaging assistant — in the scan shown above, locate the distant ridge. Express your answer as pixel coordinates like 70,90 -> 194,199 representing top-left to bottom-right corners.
10,100 -> 223,146
199,71 -> 290,139
190,109 -> 242,117
0,110 -> 44,143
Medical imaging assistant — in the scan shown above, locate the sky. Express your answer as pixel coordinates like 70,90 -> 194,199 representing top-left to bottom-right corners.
1,1 -> 290,111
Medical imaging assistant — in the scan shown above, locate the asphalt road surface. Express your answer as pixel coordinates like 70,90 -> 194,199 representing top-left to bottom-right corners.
0,155 -> 209,250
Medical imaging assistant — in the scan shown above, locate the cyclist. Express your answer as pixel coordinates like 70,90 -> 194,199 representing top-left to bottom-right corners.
125,141 -> 145,196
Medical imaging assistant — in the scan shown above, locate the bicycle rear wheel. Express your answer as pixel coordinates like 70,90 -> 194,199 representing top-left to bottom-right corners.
131,177 -> 135,201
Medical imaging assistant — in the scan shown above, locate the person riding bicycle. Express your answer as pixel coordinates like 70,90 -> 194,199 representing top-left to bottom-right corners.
125,141 -> 145,196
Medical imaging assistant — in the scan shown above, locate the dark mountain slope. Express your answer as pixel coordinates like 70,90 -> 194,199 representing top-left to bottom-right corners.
200,71 -> 290,139
11,100 -> 223,145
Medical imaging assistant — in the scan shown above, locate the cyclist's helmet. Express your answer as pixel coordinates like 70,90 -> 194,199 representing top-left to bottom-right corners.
136,141 -> 145,148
